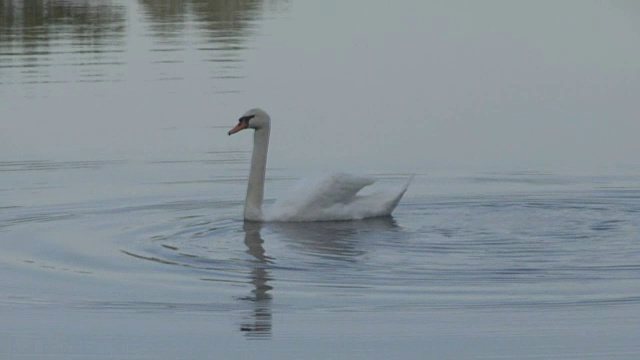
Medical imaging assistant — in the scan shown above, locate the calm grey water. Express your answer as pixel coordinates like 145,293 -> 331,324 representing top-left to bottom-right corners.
2,1 -> 640,359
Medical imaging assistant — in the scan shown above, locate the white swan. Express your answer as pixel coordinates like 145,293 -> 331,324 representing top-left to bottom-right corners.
228,108 -> 411,222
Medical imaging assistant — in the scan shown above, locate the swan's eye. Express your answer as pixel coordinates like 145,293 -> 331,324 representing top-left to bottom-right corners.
239,115 -> 255,124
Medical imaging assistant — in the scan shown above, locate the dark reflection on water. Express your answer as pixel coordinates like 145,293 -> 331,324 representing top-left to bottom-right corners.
0,0 -> 283,88
239,221 -> 272,339
140,0 -> 264,41
0,159 -> 125,172
0,1 -> 126,47
0,0 -> 126,85
138,0 -> 277,86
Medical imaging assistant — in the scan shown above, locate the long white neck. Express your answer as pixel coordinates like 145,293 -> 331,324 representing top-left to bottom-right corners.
244,126 -> 270,221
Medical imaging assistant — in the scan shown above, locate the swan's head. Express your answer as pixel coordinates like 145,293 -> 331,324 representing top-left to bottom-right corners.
228,108 -> 270,135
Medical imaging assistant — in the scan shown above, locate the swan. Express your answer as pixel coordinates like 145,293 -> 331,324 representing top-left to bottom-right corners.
228,108 -> 411,221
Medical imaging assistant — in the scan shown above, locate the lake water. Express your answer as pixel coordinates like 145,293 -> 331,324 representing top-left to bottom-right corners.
2,1 -> 640,359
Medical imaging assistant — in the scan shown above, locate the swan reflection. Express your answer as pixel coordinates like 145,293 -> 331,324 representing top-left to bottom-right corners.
271,217 -> 399,261
237,216 -> 400,338
239,221 -> 273,339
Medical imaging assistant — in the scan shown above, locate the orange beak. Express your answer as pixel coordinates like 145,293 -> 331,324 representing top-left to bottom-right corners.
228,121 -> 248,135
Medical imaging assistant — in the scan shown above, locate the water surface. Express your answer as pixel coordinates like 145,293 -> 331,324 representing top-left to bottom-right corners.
2,1 -> 640,359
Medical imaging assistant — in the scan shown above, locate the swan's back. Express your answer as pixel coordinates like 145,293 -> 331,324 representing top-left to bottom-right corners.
267,173 -> 411,222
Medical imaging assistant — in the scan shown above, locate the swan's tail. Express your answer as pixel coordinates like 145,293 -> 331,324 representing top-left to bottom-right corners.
385,175 -> 413,212
404,175 -> 415,191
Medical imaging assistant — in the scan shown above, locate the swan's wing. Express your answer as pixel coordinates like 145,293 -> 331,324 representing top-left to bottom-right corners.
347,175 -> 412,218
268,173 -> 374,221
309,173 -> 375,207
267,174 -> 411,222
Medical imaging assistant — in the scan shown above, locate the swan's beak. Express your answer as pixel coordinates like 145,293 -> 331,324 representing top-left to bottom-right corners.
228,122 -> 248,135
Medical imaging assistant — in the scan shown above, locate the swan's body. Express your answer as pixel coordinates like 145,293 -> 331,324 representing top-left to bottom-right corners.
228,108 -> 410,222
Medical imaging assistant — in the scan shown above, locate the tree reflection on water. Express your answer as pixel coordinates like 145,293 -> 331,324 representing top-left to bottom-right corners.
0,0 -> 284,87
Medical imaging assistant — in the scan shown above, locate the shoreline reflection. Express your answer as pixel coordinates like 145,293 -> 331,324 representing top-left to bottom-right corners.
0,0 -> 126,86
0,0 -> 286,88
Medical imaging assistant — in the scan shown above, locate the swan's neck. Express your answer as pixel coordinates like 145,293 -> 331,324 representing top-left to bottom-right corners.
244,126 -> 270,221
